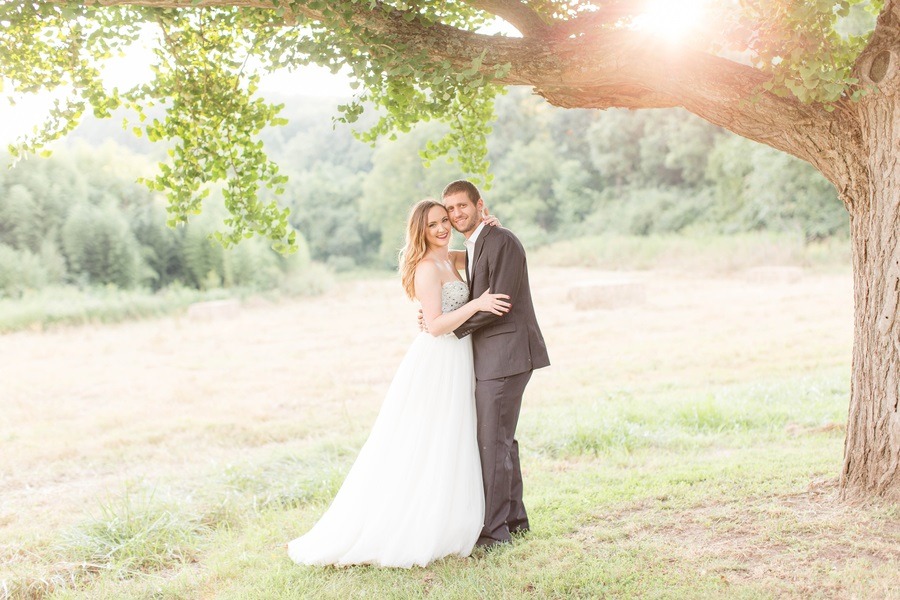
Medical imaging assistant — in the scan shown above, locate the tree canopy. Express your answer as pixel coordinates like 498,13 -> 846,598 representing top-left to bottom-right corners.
0,0 -> 887,250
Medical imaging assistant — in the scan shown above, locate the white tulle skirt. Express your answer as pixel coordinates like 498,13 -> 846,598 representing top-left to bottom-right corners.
288,332 -> 484,568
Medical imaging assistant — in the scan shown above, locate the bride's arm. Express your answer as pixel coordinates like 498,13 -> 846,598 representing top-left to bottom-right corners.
415,262 -> 509,337
450,250 -> 466,272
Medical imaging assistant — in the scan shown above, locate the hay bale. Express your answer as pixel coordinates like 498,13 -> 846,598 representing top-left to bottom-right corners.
186,299 -> 240,320
744,266 -> 804,283
567,281 -> 646,310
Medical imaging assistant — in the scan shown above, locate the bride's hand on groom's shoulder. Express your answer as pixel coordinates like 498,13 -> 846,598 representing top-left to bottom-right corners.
482,208 -> 501,228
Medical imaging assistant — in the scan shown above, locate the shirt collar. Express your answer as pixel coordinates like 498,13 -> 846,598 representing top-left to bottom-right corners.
465,222 -> 487,247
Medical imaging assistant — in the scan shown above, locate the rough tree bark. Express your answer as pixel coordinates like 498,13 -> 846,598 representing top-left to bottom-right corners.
841,5 -> 900,500
46,0 -> 900,499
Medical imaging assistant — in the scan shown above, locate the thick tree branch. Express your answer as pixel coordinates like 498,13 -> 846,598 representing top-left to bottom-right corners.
873,0 -> 900,45
548,0 -> 647,39
853,0 -> 900,86
80,0 -> 271,6
524,30 -> 860,195
59,0 -> 862,196
840,0 -> 900,211
462,0 -> 549,37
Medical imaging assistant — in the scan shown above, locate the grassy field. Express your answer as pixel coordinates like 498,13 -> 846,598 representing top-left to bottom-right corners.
1,254 -> 898,599
0,264 -> 334,334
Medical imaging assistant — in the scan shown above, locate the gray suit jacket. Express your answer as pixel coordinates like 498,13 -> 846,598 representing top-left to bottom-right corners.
454,226 -> 550,380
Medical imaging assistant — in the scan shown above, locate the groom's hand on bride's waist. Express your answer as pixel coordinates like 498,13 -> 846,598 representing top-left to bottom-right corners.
417,308 -> 428,332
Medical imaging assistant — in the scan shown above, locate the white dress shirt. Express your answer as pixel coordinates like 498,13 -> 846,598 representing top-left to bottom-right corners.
464,222 -> 487,281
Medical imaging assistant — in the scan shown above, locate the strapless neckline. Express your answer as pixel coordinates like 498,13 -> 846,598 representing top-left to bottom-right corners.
441,280 -> 469,314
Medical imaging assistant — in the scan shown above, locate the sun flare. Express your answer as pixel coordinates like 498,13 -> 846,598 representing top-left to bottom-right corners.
631,0 -> 710,43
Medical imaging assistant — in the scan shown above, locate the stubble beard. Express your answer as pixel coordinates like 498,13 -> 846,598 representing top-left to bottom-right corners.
455,214 -> 477,236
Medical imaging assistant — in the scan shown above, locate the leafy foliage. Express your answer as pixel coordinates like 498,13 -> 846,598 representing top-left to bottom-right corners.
266,0 -> 503,182
137,9 -> 294,251
0,0 -> 864,262
731,0 -> 881,104
0,1 -> 512,251
0,3 -> 139,153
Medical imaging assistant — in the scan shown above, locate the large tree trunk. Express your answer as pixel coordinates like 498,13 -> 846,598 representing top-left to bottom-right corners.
841,87 -> 900,500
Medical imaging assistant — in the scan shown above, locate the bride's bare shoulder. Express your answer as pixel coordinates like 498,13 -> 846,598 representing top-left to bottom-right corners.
413,259 -> 443,302
415,256 -> 438,271
414,258 -> 440,281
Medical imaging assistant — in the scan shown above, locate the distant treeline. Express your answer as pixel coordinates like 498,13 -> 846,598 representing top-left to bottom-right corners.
0,89 -> 847,297
264,88 -> 847,267
0,144 -> 308,297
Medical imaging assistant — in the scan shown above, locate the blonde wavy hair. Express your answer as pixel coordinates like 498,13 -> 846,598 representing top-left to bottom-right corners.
399,199 -> 446,300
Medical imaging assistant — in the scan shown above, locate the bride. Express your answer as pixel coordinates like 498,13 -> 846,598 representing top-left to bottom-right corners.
288,199 -> 508,568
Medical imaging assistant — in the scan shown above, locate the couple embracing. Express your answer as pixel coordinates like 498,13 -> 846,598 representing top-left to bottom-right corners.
288,180 -> 550,568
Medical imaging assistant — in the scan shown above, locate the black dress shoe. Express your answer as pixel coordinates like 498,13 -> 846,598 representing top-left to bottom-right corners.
475,535 -> 509,549
508,520 -> 530,535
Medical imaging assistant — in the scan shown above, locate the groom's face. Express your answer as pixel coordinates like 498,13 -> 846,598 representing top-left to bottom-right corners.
443,191 -> 483,237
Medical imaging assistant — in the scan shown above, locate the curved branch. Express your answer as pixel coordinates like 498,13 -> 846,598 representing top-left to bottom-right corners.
853,0 -> 900,87
49,0 -> 864,197
548,0 -> 647,39
526,30 -> 862,196
462,0 -> 549,37
389,20 -> 857,193
871,0 -> 900,48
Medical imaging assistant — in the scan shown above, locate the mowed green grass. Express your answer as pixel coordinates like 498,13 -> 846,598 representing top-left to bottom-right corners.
2,260 -> 898,599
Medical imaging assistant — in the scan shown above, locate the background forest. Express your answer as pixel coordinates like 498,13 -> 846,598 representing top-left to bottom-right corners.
0,88 -> 848,304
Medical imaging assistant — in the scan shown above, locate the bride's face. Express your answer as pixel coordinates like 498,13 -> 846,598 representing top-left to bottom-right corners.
424,206 -> 452,249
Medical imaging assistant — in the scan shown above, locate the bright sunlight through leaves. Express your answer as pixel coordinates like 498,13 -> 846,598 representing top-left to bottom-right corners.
631,0 -> 711,42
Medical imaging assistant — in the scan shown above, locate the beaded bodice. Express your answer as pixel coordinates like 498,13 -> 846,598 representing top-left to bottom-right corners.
441,280 -> 469,313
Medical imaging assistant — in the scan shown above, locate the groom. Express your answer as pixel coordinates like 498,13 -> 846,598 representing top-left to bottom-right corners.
442,180 -> 550,548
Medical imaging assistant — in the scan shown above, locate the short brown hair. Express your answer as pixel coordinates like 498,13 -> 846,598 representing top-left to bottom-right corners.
442,180 -> 481,204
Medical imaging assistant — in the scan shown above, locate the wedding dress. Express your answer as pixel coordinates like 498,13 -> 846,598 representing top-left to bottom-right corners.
288,280 -> 484,568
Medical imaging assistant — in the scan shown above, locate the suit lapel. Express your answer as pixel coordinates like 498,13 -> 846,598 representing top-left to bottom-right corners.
470,226 -> 491,295
467,249 -> 475,297
465,251 -> 471,290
